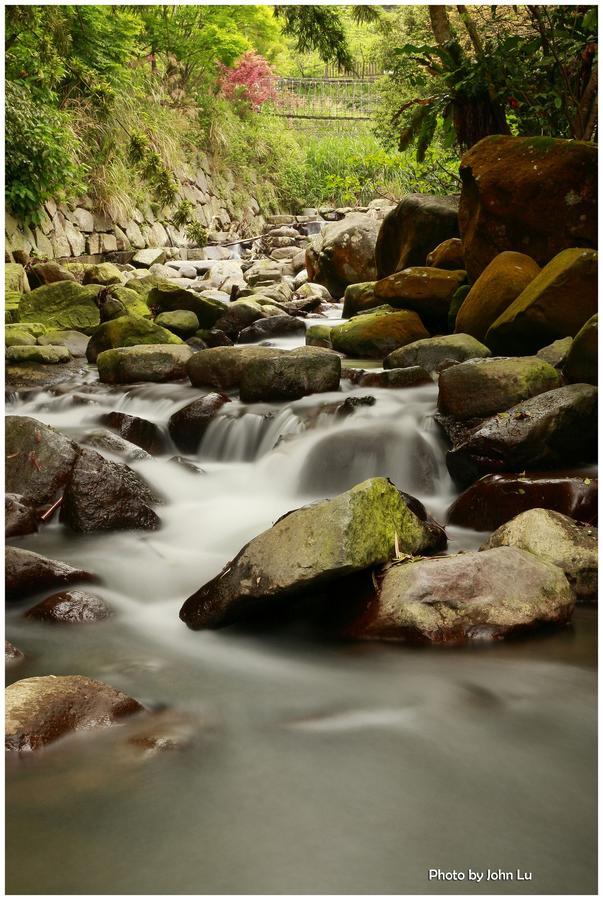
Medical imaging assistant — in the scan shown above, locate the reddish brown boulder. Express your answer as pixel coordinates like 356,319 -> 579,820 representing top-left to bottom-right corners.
426,238 -> 465,269
459,135 -> 597,280
375,194 -> 460,277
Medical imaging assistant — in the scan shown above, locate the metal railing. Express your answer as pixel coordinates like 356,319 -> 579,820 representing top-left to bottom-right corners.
273,74 -> 382,121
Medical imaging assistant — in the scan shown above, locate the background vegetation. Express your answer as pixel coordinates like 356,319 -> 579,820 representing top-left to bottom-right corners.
5,5 -> 598,226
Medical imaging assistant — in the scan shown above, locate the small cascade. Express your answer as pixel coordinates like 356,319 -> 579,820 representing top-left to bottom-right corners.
199,407 -> 305,461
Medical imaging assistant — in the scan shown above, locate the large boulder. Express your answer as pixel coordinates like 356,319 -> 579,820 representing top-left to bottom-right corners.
180,477 -> 441,629
96,344 -> 192,384
372,267 -> 466,329
5,675 -> 143,752
168,393 -> 230,452
86,315 -> 183,363
343,546 -> 574,643
455,251 -> 541,342
18,282 -> 102,333
60,447 -> 160,532
447,384 -> 598,486
330,308 -> 429,359
485,248 -> 597,355
6,345 -> 71,365
564,314 -> 597,385
375,194 -> 460,278
459,135 -> 597,280
147,283 -> 227,328
483,509 -> 597,602
155,310 -> 199,338
187,346 -> 286,390
447,472 -> 598,531
6,547 -> 93,600
305,214 -> 379,298
239,347 -> 341,402
438,356 -> 563,420
384,333 -> 490,373
5,416 -> 78,504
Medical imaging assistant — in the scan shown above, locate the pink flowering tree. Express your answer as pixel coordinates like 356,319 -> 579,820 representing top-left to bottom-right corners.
218,51 -> 278,110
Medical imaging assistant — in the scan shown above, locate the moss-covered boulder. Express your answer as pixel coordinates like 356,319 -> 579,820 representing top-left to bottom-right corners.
97,344 -> 192,384
385,333 -> 490,373
564,314 -> 597,385
330,309 -> 429,359
82,263 -> 125,286
372,267 -> 466,329
28,261 -> 76,288
459,135 -> 597,280
342,281 -> 377,318
5,330 -> 36,348
485,248 -> 597,355
213,298 -> 279,339
305,323 -> 333,348
483,508 -> 597,602
104,285 -> 152,320
239,347 -> 341,402
438,356 -> 563,421
147,282 -> 226,328
5,322 -> 47,339
38,330 -> 89,357
5,290 -> 21,324
155,310 -> 200,337
5,262 -> 29,294
86,315 -> 183,363
180,477 -> 441,629
19,281 -> 103,333
343,546 -> 574,643
6,345 -> 71,365
187,345 -> 286,390
455,251 -> 541,342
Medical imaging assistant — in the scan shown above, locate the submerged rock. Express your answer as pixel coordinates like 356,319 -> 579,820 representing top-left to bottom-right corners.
375,193 -> 460,277
447,472 -> 598,531
330,309 -> 429,359
5,416 -> 78,505
5,675 -> 143,752
447,384 -> 597,486
239,347 -> 341,402
100,411 -> 166,455
6,547 -> 94,600
385,334 -> 490,373
343,546 -> 574,644
168,393 -> 230,453
5,494 -> 38,538
80,429 -> 151,463
60,447 -> 160,532
25,590 -> 112,623
97,344 -> 192,384
483,509 -> 597,602
180,477 -> 440,629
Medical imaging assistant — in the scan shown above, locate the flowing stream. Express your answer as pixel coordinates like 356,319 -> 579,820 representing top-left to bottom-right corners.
5,325 -> 597,894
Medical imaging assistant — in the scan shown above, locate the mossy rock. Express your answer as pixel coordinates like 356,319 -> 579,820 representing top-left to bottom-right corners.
107,286 -> 152,319
6,322 -> 48,339
148,283 -> 227,328
5,330 -> 37,347
5,290 -> 21,323
19,281 -> 103,334
342,281 -> 377,318
384,333 -> 491,373
305,324 -> 334,348
330,309 -> 429,359
6,345 -> 71,365
97,344 -> 192,384
155,310 -> 200,337
83,263 -> 126,287
5,263 -> 29,294
564,314 -> 597,385
86,315 -> 183,363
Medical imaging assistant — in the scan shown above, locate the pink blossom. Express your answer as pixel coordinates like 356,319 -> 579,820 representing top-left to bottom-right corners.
218,52 -> 277,110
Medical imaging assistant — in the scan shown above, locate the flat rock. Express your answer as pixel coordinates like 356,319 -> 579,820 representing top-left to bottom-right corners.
187,346 -> 286,390
239,347 -> 341,402
97,344 -> 192,384
385,334 -> 490,373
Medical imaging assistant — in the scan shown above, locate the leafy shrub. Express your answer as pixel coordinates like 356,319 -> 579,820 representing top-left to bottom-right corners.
218,52 -> 278,110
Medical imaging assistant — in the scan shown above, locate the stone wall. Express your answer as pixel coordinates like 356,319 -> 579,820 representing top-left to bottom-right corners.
5,153 -> 265,264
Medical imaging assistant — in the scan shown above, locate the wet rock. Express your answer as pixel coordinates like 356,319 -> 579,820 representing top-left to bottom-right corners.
482,509 -> 597,602
438,356 -> 563,420
343,546 -> 574,643
168,393 -> 230,452
426,237 -> 465,269
485,248 -> 597,355
82,263 -> 125,286
214,299 -> 283,340
447,472 -> 598,531
459,135 -> 597,280
155,310 -> 200,338
187,345 -> 286,390
342,281 -> 377,318
306,213 -> 379,298
86,315 -> 183,363
447,384 -> 597,486
330,309 -> 429,359
357,367 -> 433,389
124,709 -> 200,756
38,330 -> 89,357
19,282 -> 102,333
97,344 -> 192,384
305,324 -> 333,348
238,316 -> 306,343
5,415 -> 78,504
60,447 -> 160,532
6,345 -> 71,365
6,546 -> 94,600
6,359 -> 88,392
80,429 -> 151,463
100,411 -> 166,454
186,337 -> 208,352
169,457 -> 207,475
180,477 -> 442,629
239,347 -> 341,403
375,193 -> 460,277
455,251 -> 541,342
147,283 -> 227,328
385,334 -> 490,373
25,590 -> 112,623
5,493 -> 38,538
5,640 -> 24,666
372,266 -> 466,329
537,336 -> 573,369
5,675 -> 143,752
195,328 -> 232,348
564,314 -> 597,385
